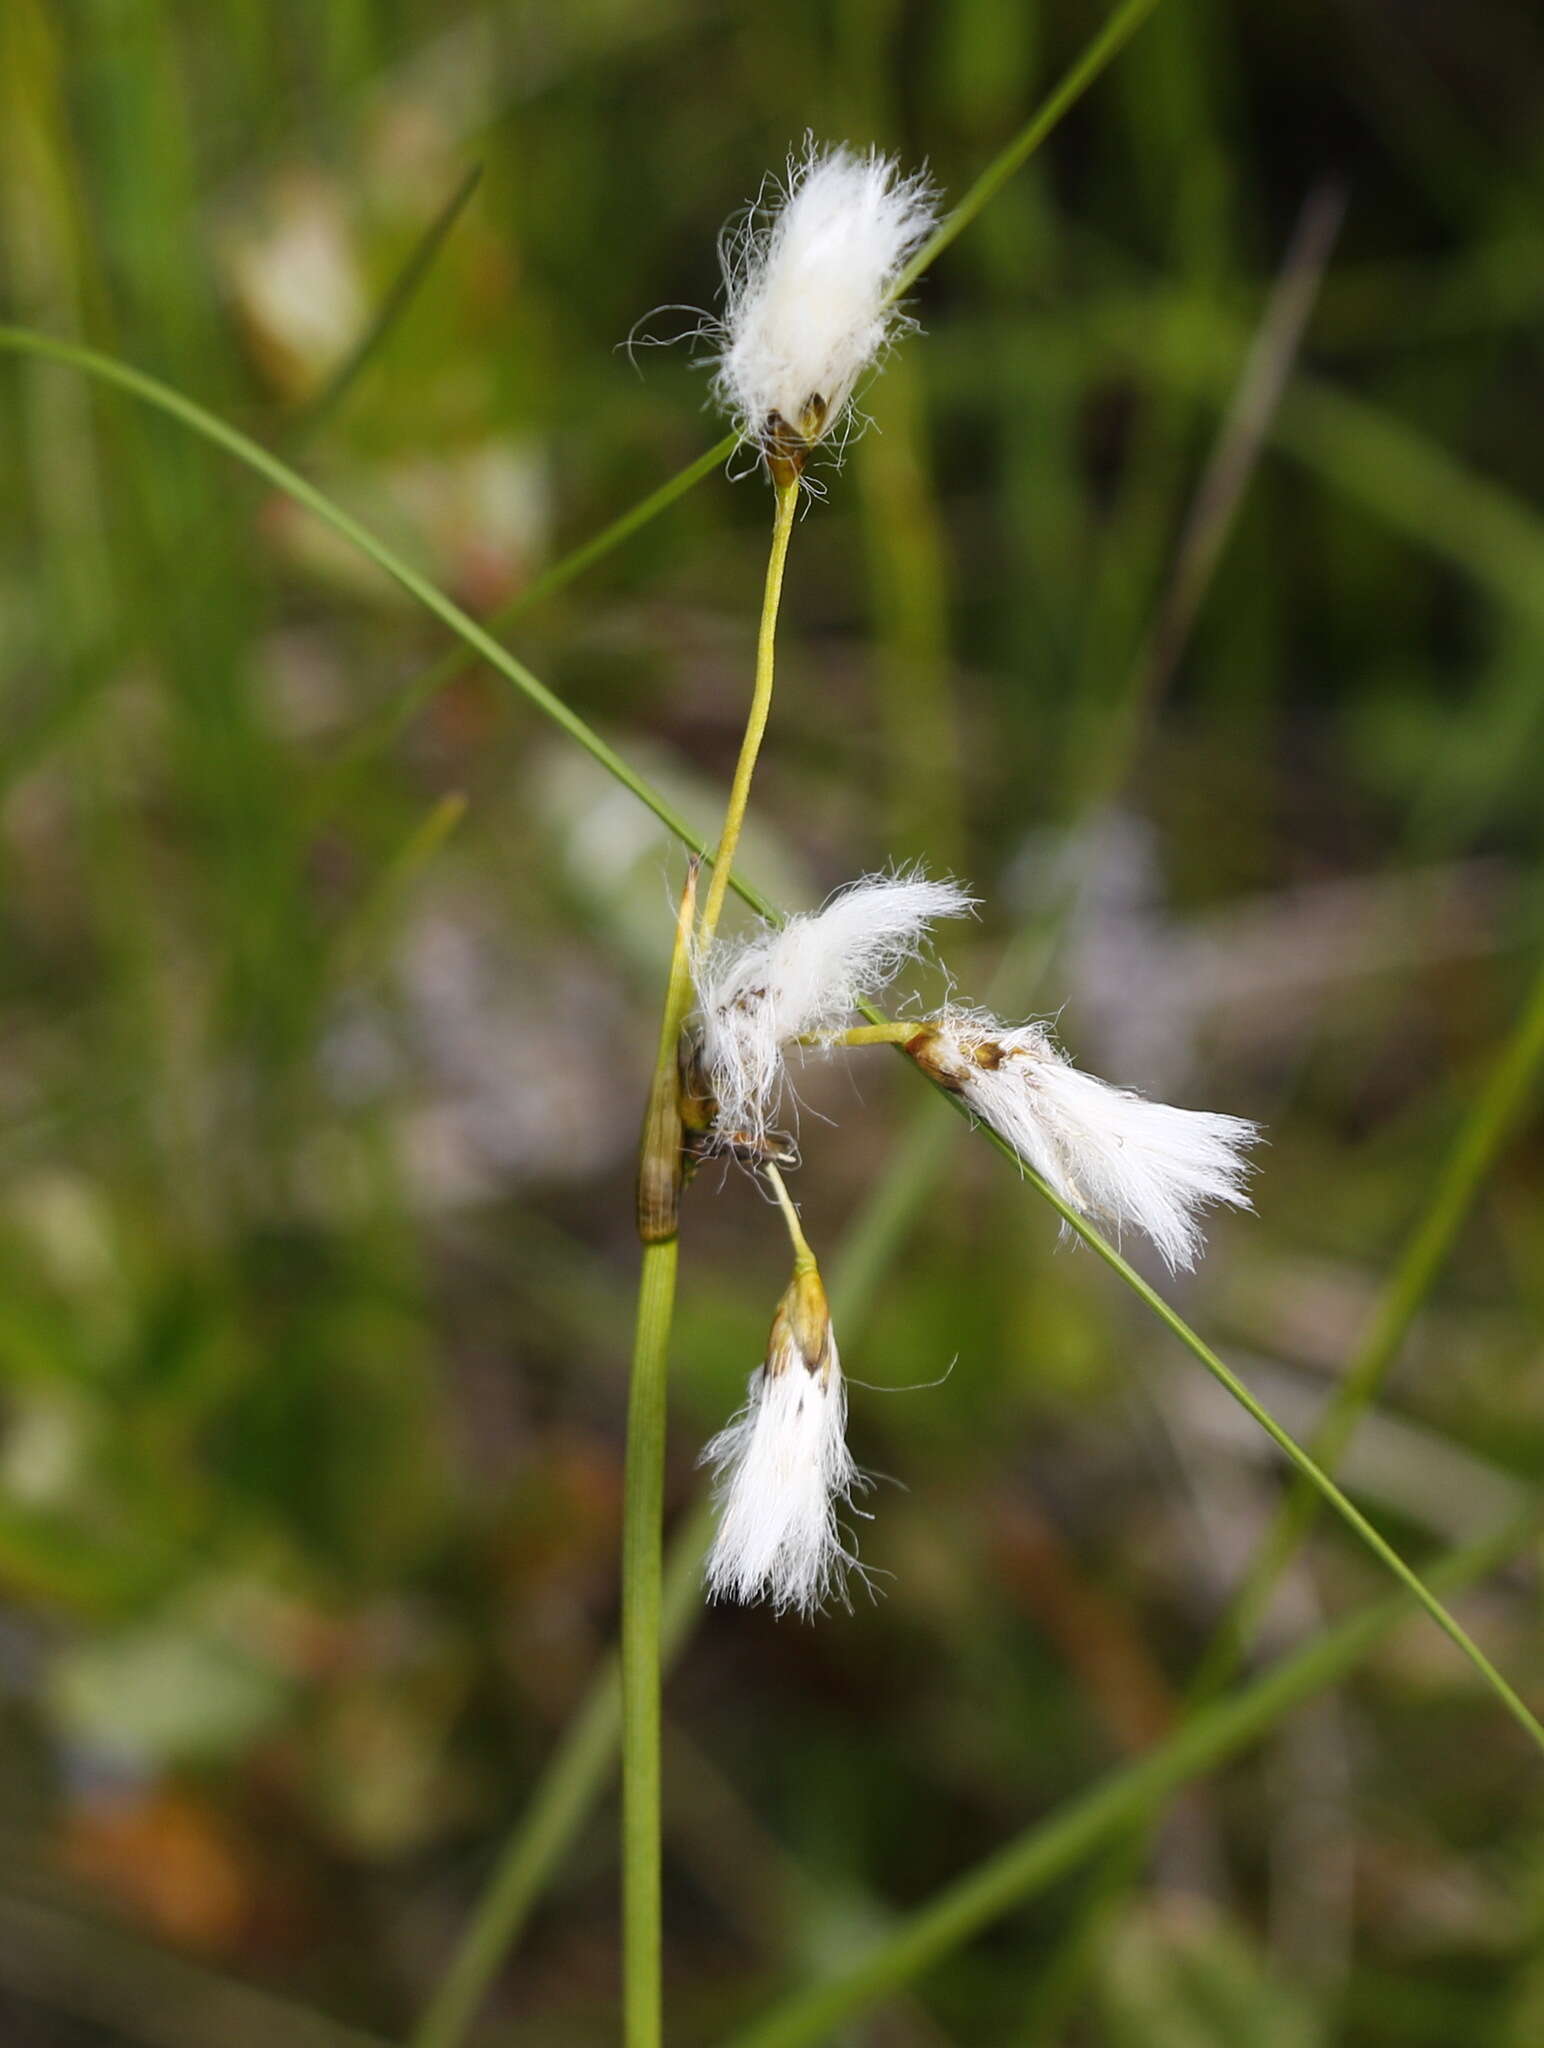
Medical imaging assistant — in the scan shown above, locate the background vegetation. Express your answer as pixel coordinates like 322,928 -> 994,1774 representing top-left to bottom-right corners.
1,0 -> 1542,2041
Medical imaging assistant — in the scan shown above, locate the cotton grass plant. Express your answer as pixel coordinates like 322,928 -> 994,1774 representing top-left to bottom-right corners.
608,116 -> 1544,2048
7,3 -> 1544,2040
12,293 -> 1539,2048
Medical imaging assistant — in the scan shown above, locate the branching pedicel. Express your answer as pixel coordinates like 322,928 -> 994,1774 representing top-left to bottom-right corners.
648,140 -> 1260,1618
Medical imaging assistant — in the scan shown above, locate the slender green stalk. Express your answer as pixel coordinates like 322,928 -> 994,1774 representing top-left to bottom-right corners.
696,475 -> 799,949
618,472 -> 798,2043
411,1506 -> 712,2048
826,1021 -> 916,1048
763,1161 -> 817,1271
621,866 -> 702,2048
620,1233 -> 678,2048
724,1507 -> 1542,2048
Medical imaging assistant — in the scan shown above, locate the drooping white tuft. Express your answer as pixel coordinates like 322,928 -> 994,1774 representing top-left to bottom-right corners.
694,870 -> 974,1145
700,1291 -> 864,1618
708,139 -> 939,460
913,1011 -> 1260,1272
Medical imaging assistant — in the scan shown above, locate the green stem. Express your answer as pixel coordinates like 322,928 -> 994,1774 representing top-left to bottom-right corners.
620,1234 -> 678,2048
616,471 -> 797,2041
807,984 -> 1544,1759
823,1021 -> 917,1048
725,1507 -> 1541,2048
621,866 -> 701,2048
695,475 -> 799,950
763,1161 -> 817,1271
617,464 -> 799,2045
409,1503 -> 712,2048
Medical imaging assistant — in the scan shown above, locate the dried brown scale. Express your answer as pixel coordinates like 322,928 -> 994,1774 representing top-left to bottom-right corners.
762,411 -> 810,492
767,1267 -> 833,1383
635,1080 -> 684,1243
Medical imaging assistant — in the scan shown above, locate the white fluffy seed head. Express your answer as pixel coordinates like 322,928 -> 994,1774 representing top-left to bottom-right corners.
708,139 -> 938,465
693,869 -> 974,1146
700,1266 -> 866,1617
912,1010 -> 1260,1272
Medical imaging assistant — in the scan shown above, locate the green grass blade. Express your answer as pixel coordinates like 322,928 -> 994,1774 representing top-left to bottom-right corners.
934,1074 -> 1544,1759
1088,294 -> 1544,636
287,161 -> 484,445
1197,941 -> 1544,1689
319,435 -> 736,802
0,324 -> 776,925
331,790 -> 468,978
723,1508 -> 1543,2048
890,0 -> 1166,299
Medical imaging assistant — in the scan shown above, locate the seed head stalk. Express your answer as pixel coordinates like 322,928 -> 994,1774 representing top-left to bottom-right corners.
622,865 -> 698,2048
620,470 -> 799,2044
696,471 -> 801,952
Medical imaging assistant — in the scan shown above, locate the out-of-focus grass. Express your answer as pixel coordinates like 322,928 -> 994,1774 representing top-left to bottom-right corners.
1,2 -> 1543,2045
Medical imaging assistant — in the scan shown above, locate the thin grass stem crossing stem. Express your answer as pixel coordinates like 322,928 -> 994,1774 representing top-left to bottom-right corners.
696,476 -> 800,950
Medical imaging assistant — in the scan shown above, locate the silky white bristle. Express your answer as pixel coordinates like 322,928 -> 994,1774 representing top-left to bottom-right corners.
708,139 -> 938,458
917,1011 -> 1260,1272
700,1335 -> 863,1618
695,870 -> 974,1145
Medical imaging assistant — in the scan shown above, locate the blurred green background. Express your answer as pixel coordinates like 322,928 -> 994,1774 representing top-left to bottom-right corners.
1,0 -> 1543,2042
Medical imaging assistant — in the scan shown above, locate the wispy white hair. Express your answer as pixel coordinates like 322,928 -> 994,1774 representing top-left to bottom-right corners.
913,1011 -> 1260,1273
708,139 -> 938,459
700,1286 -> 865,1617
695,870 -> 974,1144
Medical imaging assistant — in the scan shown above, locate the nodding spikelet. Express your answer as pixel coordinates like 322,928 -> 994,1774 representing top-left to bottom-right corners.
700,1265 -> 866,1616
707,138 -> 938,471
694,869 -> 974,1147
910,1010 -> 1260,1273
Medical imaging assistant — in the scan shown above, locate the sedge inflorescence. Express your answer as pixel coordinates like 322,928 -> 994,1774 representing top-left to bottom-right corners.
638,140 -> 1261,1620
682,872 -> 1259,1617
704,138 -> 938,475
699,1264 -> 867,1616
